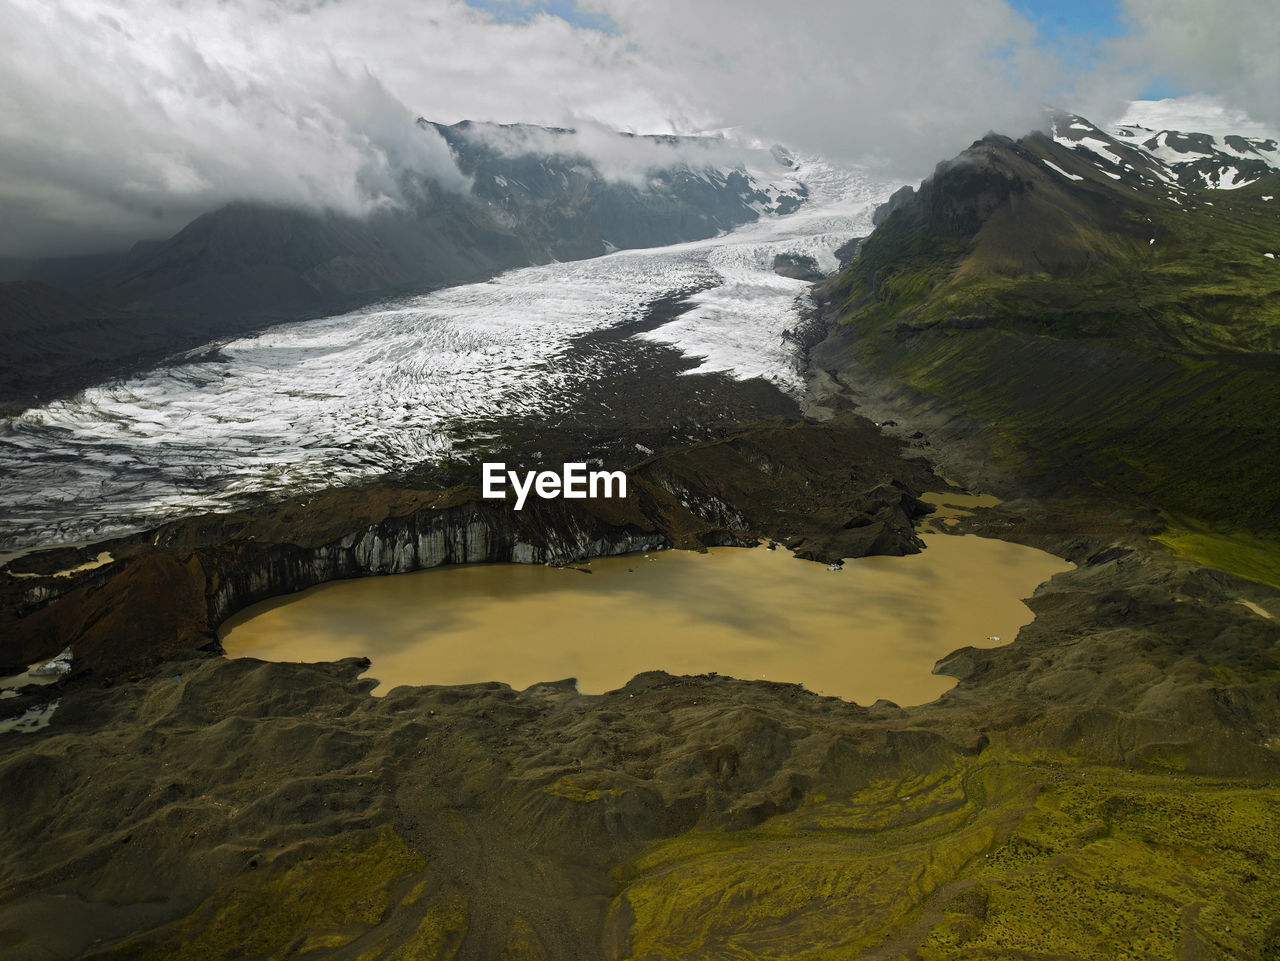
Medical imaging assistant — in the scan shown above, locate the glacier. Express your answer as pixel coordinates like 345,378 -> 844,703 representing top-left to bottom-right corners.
0,159 -> 900,554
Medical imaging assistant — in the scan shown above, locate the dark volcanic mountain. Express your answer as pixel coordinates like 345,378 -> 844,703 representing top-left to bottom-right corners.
429,120 -> 806,252
813,111 -> 1280,582
0,121 -> 805,411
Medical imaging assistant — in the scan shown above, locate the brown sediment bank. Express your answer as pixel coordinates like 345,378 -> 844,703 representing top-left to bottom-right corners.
221,536 -> 1072,705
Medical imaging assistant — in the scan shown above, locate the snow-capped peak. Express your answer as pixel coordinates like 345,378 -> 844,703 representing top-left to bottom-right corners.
1046,107 -> 1279,194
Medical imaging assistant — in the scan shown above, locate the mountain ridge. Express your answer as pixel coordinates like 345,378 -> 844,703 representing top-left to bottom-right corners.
814,109 -> 1280,584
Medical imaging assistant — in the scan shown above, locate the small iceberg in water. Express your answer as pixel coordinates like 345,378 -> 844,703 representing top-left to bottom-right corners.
31,648 -> 73,677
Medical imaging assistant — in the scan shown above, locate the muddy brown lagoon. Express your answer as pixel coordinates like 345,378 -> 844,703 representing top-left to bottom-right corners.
222,501 -> 1073,706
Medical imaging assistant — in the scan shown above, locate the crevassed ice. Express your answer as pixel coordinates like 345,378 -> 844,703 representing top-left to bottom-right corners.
0,159 -> 899,552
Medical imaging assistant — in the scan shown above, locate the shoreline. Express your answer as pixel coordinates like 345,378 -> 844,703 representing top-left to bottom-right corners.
218,533 -> 1073,706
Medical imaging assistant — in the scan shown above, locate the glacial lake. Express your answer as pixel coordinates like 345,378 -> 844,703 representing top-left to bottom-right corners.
220,530 -> 1073,706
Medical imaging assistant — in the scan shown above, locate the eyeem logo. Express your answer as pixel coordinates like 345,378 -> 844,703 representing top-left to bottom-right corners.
482,463 -> 627,510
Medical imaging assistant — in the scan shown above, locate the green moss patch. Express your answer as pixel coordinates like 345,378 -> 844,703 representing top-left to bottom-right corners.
918,777 -> 1280,959
614,761 -> 1280,960
1157,519 -> 1280,591
88,827 -> 428,961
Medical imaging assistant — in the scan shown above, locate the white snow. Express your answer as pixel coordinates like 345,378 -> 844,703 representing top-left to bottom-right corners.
30,648 -> 72,677
1140,131 -> 1193,165
1,655 -> 68,695
1065,135 -> 1127,168
1116,96 -> 1279,142
1144,162 -> 1176,185
1041,159 -> 1082,181
1105,98 -> 1279,193
1214,138 -> 1265,161
1216,166 -> 1257,189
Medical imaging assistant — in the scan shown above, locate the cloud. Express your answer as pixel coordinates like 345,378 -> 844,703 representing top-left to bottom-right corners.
1115,94 -> 1278,140
0,0 -> 471,257
579,0 -> 1060,171
445,119 -> 793,186
1111,0 -> 1280,133
2,0 -> 1061,258
304,1 -> 696,132
1,0 -> 1275,259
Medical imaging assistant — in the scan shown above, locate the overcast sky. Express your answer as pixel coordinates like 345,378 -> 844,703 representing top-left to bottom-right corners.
1,0 -> 1276,258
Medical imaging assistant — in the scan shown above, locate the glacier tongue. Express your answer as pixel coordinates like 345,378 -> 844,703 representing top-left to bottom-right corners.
637,162 -> 890,387
0,159 -> 899,554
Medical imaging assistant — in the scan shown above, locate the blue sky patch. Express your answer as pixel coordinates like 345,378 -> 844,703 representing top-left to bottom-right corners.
1009,0 -> 1182,99
466,0 -> 616,33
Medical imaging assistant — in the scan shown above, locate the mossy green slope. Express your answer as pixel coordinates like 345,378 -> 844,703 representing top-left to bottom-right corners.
614,755 -> 1280,960
4,607 -> 1279,961
76,756 -> 1280,961
832,135 -> 1280,356
81,827 -> 473,961
825,128 -> 1280,585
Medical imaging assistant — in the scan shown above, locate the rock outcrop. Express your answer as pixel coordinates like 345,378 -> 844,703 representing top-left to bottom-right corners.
771,252 -> 825,281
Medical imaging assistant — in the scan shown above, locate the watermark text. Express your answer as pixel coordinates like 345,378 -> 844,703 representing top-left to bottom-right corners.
482,463 -> 626,510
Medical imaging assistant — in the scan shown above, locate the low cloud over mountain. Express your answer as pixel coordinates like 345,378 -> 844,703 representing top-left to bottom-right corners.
2,0 -> 1276,258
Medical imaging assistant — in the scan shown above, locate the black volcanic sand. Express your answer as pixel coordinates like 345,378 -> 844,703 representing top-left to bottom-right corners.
3,291 -> 1280,956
